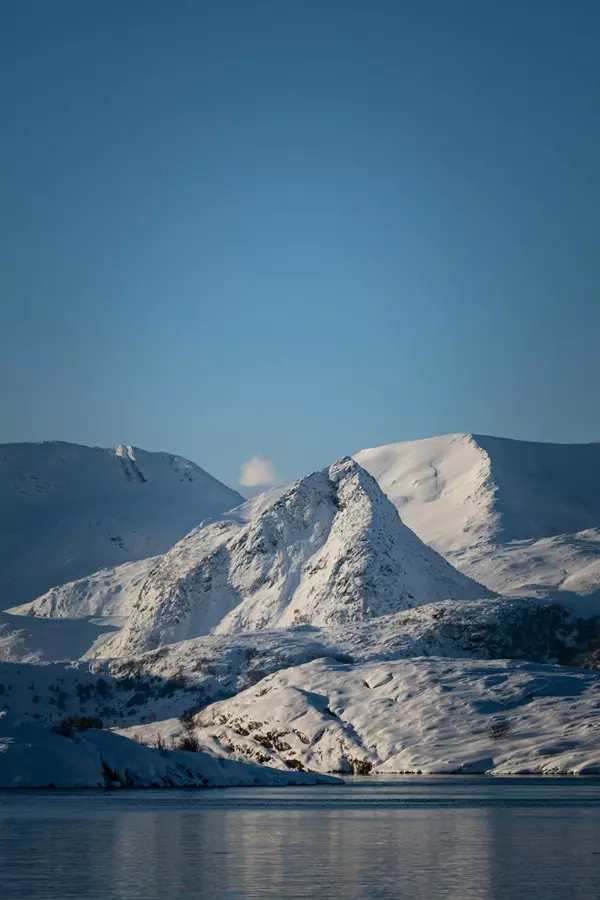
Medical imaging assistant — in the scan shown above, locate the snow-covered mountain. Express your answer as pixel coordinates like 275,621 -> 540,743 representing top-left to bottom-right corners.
0,441 -> 243,609
355,433 -> 600,598
4,432 -> 600,788
111,457 -> 488,655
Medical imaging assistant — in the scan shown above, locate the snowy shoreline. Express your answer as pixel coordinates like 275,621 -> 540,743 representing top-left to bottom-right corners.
4,771 -> 600,790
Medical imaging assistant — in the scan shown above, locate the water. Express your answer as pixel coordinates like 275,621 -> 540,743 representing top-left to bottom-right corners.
2,777 -> 600,899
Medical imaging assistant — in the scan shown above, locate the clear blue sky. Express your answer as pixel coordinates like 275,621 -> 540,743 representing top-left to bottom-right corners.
2,0 -> 599,489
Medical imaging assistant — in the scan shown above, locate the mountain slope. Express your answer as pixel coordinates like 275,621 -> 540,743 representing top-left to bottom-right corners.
0,611 -> 118,662
96,598 -> 599,703
190,657 -> 600,775
0,712 -> 338,788
0,441 -> 243,609
355,433 -> 600,597
111,457 -> 488,655
9,557 -> 158,621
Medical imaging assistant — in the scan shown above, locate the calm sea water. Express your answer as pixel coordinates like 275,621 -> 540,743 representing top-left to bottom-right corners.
1,777 -> 600,899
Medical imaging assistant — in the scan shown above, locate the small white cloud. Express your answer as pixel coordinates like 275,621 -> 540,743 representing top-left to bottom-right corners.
239,455 -> 278,487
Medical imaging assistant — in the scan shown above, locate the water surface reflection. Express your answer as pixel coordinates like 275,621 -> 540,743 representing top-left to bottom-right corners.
1,778 -> 600,899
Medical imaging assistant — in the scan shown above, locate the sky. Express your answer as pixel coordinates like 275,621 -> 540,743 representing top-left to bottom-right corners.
2,0 -> 599,490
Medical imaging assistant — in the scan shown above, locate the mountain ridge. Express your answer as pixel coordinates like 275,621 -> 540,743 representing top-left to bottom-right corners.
355,432 -> 600,597
0,440 -> 243,608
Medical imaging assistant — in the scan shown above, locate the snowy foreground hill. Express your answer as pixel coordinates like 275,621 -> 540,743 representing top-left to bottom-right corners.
185,657 -> 600,776
0,441 -> 243,609
0,711 -> 338,788
3,437 -> 600,786
355,432 -> 600,598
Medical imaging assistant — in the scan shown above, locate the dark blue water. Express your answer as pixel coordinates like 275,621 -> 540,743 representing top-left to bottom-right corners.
1,777 -> 600,899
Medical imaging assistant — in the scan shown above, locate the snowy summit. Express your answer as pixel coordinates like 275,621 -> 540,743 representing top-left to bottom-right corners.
111,457 -> 488,654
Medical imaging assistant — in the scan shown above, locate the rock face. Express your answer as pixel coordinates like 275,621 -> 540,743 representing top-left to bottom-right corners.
0,441 -> 243,608
113,457 -> 489,655
355,433 -> 600,598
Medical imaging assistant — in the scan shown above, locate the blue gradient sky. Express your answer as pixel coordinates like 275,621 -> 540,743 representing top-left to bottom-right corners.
2,0 -> 599,488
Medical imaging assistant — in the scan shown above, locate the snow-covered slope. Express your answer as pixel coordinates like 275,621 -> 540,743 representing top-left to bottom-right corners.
8,557 -> 158,621
355,433 -> 600,597
0,612 -> 118,662
449,529 -> 600,599
189,657 -> 600,776
0,441 -> 243,609
3,596 -> 596,710
0,712 -> 339,788
111,458 -> 488,655
0,657 -> 217,729
97,598 -> 599,729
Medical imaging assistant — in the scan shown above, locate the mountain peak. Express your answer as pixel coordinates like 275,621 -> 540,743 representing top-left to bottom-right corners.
112,457 -> 488,655
327,454 -> 376,487
0,440 -> 243,608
